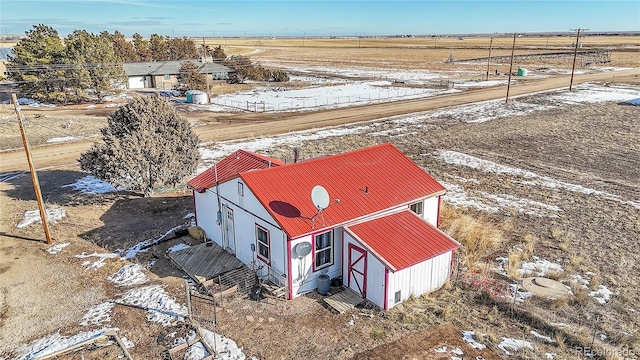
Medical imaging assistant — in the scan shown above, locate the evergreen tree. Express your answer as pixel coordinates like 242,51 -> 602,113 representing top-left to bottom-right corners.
104,30 -> 137,62
7,24 -> 66,102
167,37 -> 198,60
79,95 -> 200,197
174,61 -> 207,91
212,45 -> 227,59
64,30 -> 127,102
150,33 -> 169,61
132,33 -> 152,61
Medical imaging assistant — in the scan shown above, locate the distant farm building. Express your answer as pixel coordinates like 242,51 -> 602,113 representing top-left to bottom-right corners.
187,143 -> 460,310
0,47 -> 13,78
122,61 -> 234,89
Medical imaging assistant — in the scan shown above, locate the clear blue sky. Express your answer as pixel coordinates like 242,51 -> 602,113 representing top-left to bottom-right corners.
1,1 -> 638,37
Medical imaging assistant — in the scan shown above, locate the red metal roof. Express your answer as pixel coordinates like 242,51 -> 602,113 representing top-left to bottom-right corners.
187,150 -> 285,192
240,143 -> 446,238
345,210 -> 460,271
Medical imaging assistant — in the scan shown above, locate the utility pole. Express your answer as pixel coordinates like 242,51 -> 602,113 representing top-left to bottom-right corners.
12,93 -> 52,244
569,28 -> 588,91
202,38 -> 210,94
486,37 -> 493,81
505,33 -> 517,103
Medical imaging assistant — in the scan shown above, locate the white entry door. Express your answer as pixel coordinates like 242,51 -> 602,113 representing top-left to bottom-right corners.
223,206 -> 236,254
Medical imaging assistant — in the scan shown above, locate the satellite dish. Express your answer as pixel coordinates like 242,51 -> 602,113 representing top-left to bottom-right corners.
311,185 -> 330,210
293,241 -> 312,259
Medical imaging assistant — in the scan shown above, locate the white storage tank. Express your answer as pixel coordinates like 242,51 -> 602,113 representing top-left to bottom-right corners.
191,91 -> 209,105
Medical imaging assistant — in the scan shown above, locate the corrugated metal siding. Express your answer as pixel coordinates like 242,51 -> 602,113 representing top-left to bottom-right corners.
387,251 -> 452,308
241,143 -> 446,239
187,150 -> 285,192
345,210 -> 459,271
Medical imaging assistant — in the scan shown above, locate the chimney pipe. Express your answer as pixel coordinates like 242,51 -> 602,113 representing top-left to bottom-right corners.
293,147 -> 299,163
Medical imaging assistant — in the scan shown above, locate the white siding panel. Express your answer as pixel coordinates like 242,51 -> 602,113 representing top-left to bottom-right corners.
290,228 -> 343,297
386,251 -> 452,308
194,180 -> 287,282
128,76 -> 145,89
193,190 -> 222,246
423,196 -> 439,226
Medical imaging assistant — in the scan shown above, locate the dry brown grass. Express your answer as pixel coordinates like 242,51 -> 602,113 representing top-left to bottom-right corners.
523,234 -> 537,260
440,205 -> 503,259
507,250 -> 522,280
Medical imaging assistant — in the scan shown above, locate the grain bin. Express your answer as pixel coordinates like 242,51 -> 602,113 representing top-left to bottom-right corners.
517,68 -> 528,76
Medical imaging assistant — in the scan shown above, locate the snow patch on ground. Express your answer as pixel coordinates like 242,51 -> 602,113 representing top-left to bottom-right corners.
122,224 -> 184,259
46,242 -> 70,255
531,330 -> 556,343
549,83 -> 640,104
16,208 -> 66,228
589,285 -> 614,305
498,337 -> 533,355
509,284 -> 534,302
436,150 -> 640,210
108,264 -> 149,286
0,171 -> 27,183
14,327 -> 119,360
79,302 -> 115,326
46,136 -> 84,143
74,252 -> 121,271
63,175 -> 119,194
440,181 -> 561,217
168,243 -> 191,253
428,98 -> 553,123
461,330 -> 486,349
117,285 -> 187,326
519,257 -> 564,277
201,328 -> 246,360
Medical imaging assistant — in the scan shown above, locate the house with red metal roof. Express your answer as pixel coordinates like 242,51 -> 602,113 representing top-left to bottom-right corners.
187,143 -> 459,310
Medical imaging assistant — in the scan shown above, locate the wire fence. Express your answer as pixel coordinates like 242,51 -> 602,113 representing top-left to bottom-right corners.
210,83 -> 455,113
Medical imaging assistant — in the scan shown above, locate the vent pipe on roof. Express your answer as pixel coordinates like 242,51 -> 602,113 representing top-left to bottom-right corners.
293,147 -> 299,163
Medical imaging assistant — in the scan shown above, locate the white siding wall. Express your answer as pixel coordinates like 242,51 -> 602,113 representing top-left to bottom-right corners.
128,76 -> 145,89
423,195 -> 440,227
386,251 -> 452,308
342,231 -> 387,309
193,190 -> 221,244
289,228 -> 344,297
194,179 -> 287,283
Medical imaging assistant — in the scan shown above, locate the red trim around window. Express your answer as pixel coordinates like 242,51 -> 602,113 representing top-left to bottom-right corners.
312,229 -> 334,272
255,224 -> 270,265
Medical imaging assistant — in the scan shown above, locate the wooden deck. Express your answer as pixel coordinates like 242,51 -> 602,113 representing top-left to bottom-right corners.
323,288 -> 364,313
168,242 -> 246,284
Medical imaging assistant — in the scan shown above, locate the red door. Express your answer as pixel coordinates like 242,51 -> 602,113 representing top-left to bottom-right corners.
348,244 -> 367,297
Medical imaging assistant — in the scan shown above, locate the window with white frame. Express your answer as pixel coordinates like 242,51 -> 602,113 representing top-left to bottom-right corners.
410,201 -> 423,216
164,74 -> 171,80
314,230 -> 333,269
238,182 -> 244,196
256,225 -> 270,263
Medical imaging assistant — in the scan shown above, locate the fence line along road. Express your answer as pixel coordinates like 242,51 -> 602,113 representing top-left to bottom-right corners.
1,68 -> 638,173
